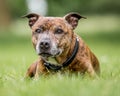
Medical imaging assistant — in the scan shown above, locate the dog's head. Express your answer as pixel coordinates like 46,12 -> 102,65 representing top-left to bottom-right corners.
23,12 -> 86,59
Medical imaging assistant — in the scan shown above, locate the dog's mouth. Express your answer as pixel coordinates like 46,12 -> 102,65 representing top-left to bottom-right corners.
38,52 -> 52,57
38,50 -> 61,58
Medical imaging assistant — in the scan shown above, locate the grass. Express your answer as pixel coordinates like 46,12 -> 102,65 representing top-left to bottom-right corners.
0,15 -> 120,96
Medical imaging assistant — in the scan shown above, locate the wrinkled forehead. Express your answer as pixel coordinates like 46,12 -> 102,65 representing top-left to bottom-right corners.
33,17 -> 68,29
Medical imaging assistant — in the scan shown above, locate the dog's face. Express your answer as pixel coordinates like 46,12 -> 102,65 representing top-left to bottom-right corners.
24,13 -> 85,59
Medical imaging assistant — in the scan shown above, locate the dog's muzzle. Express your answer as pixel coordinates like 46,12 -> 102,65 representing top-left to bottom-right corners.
36,39 -> 62,57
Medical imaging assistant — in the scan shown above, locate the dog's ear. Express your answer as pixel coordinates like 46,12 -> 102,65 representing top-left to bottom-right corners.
22,13 -> 40,27
64,12 -> 86,29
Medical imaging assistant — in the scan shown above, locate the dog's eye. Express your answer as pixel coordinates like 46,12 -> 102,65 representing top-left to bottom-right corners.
55,29 -> 64,34
35,28 -> 43,33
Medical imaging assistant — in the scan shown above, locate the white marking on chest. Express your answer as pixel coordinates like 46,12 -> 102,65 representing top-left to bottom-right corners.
46,57 -> 60,65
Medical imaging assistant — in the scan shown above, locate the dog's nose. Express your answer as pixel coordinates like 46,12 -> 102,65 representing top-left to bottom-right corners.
39,41 -> 50,51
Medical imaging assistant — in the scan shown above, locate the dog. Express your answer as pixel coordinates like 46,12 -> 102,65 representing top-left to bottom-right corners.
23,12 -> 100,78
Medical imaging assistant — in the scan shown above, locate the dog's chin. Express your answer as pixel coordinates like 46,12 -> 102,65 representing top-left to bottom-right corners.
38,51 -> 62,59
39,53 -> 52,57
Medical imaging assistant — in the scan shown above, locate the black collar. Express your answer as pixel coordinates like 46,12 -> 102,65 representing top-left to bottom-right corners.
44,37 -> 79,71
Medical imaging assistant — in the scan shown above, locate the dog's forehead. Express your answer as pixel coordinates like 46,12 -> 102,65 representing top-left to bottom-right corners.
40,17 -> 64,22
35,17 -> 67,27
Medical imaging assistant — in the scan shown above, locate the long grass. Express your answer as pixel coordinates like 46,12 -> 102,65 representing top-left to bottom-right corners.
0,16 -> 120,96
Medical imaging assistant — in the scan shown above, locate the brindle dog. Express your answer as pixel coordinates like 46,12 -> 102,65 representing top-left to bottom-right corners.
23,12 -> 100,78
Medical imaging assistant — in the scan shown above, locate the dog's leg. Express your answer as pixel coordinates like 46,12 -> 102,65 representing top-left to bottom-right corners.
35,63 -> 41,79
25,62 -> 37,78
87,63 -> 98,78
83,61 -> 98,78
87,63 -> 97,77
34,59 -> 48,79
26,59 -> 47,78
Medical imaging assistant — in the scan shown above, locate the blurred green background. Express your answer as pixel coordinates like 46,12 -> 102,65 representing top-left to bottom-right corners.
0,0 -> 120,96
